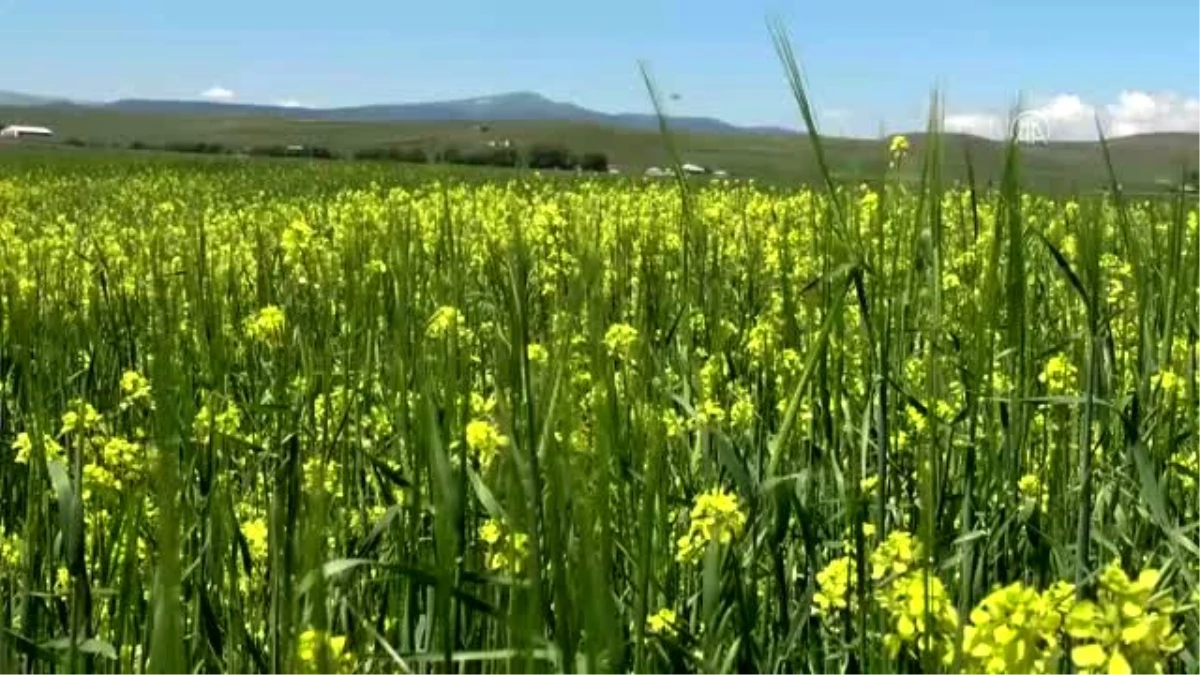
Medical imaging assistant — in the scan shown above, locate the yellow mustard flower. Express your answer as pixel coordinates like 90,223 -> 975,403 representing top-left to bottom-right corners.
676,488 -> 746,564
646,608 -> 678,637
465,419 -> 509,468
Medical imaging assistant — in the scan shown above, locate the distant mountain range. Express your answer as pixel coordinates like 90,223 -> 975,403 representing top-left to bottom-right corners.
0,90 -> 792,135
0,91 -> 72,107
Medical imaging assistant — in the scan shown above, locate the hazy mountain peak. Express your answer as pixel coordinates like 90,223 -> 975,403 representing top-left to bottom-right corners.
0,87 -> 785,134
0,90 -> 66,106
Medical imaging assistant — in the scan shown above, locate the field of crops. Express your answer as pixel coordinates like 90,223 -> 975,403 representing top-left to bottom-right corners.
0,145 -> 1196,674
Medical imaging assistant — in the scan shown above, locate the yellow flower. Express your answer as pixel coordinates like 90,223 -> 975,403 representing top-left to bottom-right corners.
60,399 -> 103,436
693,399 -> 725,429
860,475 -> 880,494
905,405 -> 927,433
1074,643 -> 1107,668
241,518 -> 269,568
662,409 -> 685,440
465,419 -> 509,467
526,343 -> 548,363
427,305 -> 466,339
478,518 -> 528,575
119,370 -> 153,408
365,258 -> 387,275
12,432 -> 63,464
54,566 -> 71,595
245,305 -> 287,346
813,556 -> 855,618
646,608 -> 678,636
729,388 -> 755,432
963,581 -> 1076,673
1151,369 -> 1184,395
297,628 -> 351,673
603,322 -> 639,359
888,135 -> 910,168
1066,560 -> 1183,674
0,526 -> 23,571
869,530 -> 918,581
1018,473 -> 1048,517
478,519 -> 502,545
1039,354 -> 1077,395
676,487 -> 746,564
877,570 -> 959,664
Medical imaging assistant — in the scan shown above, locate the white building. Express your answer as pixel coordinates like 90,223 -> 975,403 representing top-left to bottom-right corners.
681,163 -> 706,174
0,125 -> 54,139
712,169 -> 729,178
644,167 -> 668,177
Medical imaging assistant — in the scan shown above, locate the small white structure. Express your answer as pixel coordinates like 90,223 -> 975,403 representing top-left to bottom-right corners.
644,167 -> 668,177
681,163 -> 706,174
0,125 -> 54,139
486,139 -> 513,149
608,167 -> 621,175
712,169 -> 729,178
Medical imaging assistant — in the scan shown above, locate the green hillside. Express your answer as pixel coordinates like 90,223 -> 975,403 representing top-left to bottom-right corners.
1,104 -> 1195,193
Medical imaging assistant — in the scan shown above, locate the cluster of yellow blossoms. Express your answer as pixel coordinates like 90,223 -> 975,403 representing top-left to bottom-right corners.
296,628 -> 353,673
478,518 -> 529,575
816,531 -> 1186,673
676,488 -> 747,564
963,580 -> 1077,673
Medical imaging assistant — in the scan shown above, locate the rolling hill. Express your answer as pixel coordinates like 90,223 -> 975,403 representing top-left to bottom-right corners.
0,91 -> 1194,193
0,91 -> 70,107
0,90 -> 788,135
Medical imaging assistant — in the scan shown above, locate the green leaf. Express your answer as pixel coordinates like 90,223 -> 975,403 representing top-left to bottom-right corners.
46,460 -> 84,573
299,558 -> 374,595
2,628 -> 58,665
467,467 -> 508,522
43,637 -> 118,660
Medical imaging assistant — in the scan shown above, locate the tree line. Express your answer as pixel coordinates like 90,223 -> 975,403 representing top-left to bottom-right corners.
75,138 -> 610,172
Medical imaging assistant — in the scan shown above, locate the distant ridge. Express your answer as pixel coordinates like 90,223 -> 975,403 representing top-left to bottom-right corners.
0,91 -> 71,107
0,89 -> 793,135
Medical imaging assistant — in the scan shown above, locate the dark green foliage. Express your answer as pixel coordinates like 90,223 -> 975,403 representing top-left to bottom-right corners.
353,147 -> 429,163
525,143 -> 576,170
578,151 -> 610,172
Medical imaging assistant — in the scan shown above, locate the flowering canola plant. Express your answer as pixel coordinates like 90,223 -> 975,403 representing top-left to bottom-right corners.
0,156 -> 1193,674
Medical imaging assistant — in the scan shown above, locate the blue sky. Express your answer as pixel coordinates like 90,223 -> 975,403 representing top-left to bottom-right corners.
1,0 -> 1197,136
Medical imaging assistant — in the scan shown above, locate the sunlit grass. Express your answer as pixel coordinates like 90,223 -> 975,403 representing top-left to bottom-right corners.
0,35 -> 1196,674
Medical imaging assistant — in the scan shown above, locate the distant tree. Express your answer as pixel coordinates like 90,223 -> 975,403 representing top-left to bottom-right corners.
62,137 -> 87,148
248,145 -> 289,157
526,143 -> 575,170
353,147 -> 386,161
129,141 -> 153,151
163,141 -> 226,155
452,146 -> 512,167
439,147 -> 464,164
395,148 -> 428,163
459,150 -> 487,166
483,147 -> 519,168
578,151 -> 609,173
356,146 -> 422,162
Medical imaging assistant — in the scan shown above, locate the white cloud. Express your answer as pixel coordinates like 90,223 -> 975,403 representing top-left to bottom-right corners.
201,86 -> 235,102
945,113 -> 1002,138
944,90 -> 1199,141
277,99 -> 305,108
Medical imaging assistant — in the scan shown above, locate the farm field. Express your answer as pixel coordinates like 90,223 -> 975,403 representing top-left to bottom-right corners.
0,137 -> 1196,675
1,104 -> 1197,193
